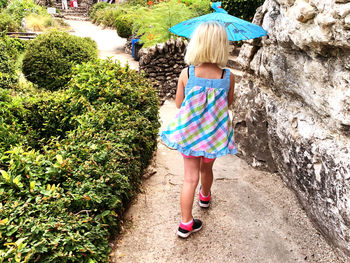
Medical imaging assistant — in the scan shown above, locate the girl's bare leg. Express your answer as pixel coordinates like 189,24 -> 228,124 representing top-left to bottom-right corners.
180,157 -> 200,222
200,159 -> 215,196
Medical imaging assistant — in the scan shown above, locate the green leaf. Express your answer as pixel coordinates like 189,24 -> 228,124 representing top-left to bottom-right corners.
0,170 -> 10,182
56,154 -> 63,164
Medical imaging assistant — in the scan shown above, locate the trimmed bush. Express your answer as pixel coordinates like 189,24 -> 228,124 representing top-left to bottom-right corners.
0,59 -> 160,262
22,30 -> 97,91
115,14 -> 133,38
221,0 -> 265,21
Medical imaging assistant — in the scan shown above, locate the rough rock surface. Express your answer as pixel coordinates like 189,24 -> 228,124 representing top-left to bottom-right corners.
233,0 -> 350,260
138,38 -> 188,104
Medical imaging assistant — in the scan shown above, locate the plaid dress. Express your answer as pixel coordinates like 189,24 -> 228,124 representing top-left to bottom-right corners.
160,66 -> 237,159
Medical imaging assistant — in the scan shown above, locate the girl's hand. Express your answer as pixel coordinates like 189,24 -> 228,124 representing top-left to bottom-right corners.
175,68 -> 189,108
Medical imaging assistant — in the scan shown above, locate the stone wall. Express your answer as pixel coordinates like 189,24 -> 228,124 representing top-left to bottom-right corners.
234,0 -> 350,259
138,38 -> 187,104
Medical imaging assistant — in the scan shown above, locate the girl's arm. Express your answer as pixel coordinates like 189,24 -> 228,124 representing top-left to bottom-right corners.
228,72 -> 235,107
175,68 -> 188,109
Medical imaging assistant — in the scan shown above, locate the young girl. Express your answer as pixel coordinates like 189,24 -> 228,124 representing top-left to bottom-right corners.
160,21 -> 237,238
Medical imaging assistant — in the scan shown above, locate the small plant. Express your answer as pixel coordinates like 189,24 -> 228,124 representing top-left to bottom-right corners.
25,13 -> 51,31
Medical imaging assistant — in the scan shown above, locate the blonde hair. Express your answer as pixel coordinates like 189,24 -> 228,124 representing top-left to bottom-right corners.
184,21 -> 228,68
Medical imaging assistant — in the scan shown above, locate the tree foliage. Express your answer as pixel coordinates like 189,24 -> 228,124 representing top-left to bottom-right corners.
221,0 -> 265,21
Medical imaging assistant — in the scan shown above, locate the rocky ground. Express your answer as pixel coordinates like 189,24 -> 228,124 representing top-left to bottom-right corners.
66,19 -> 344,263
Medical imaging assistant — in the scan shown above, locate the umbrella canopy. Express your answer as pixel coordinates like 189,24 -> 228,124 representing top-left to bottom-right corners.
169,2 -> 267,41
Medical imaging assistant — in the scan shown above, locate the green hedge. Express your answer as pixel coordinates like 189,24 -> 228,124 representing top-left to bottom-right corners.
22,30 -> 98,91
221,0 -> 265,21
0,35 -> 23,90
0,59 -> 160,262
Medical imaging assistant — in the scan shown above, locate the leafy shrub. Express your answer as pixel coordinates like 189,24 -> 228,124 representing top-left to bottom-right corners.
0,90 -> 28,154
0,40 -> 17,89
22,30 -> 98,91
25,13 -> 52,31
132,0 -> 197,47
0,11 -> 20,32
6,0 -> 45,23
101,7 -> 123,27
0,0 -> 8,9
69,59 -> 159,166
179,0 -> 211,16
1,33 -> 27,60
115,14 -> 133,38
89,2 -> 110,19
221,0 -> 265,21
0,59 -> 160,262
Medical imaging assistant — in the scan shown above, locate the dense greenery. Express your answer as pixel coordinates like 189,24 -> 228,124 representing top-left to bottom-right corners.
0,41 -> 16,89
0,0 -> 8,9
6,0 -> 46,22
22,30 -> 98,91
221,0 -> 265,21
0,34 -> 26,90
0,59 -> 160,262
0,0 -> 60,32
90,0 -> 211,47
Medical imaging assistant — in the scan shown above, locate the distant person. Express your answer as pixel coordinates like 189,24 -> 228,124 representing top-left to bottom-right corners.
160,21 -> 237,238
62,0 -> 68,9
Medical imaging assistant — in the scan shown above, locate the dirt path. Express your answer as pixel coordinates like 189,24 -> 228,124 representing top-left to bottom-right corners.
66,20 -> 342,263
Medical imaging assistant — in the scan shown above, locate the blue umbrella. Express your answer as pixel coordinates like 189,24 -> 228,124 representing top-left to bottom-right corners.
169,2 -> 267,41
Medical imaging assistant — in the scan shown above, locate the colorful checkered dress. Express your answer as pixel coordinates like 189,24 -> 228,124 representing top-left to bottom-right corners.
160,66 -> 237,159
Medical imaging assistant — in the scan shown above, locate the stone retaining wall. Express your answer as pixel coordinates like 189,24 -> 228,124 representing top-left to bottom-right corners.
138,38 -> 188,104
